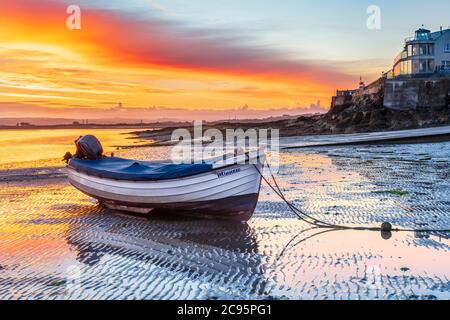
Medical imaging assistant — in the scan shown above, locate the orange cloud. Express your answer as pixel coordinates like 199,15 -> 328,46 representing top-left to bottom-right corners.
0,0 -> 357,118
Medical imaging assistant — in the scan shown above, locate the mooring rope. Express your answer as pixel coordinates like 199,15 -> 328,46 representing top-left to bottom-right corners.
254,161 -> 450,233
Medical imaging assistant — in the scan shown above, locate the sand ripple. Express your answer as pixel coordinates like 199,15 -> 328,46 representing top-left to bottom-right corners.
0,143 -> 449,300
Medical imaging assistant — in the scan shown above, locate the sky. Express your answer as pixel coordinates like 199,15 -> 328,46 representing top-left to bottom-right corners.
1,0 -> 449,121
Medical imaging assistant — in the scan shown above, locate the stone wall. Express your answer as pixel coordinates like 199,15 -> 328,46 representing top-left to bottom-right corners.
384,78 -> 450,110
354,77 -> 386,97
331,76 -> 450,111
331,94 -> 353,109
331,77 -> 385,110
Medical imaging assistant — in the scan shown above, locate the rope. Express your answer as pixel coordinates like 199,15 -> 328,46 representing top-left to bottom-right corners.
254,160 -> 450,233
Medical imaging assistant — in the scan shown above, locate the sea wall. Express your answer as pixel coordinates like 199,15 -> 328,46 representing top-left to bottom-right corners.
354,77 -> 385,97
331,78 -> 385,110
331,77 -> 450,111
384,78 -> 450,110
331,95 -> 353,109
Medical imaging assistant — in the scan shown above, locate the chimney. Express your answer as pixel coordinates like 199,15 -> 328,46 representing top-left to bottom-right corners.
441,26 -> 443,34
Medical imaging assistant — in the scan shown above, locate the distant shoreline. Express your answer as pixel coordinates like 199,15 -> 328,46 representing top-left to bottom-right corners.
0,114 -> 314,130
0,123 -> 189,130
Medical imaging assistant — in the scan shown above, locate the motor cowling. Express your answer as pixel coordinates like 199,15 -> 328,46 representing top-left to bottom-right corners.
75,135 -> 104,160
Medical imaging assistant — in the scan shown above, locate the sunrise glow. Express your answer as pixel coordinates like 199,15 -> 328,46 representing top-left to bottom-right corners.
0,0 -> 353,120
2,0 -> 449,120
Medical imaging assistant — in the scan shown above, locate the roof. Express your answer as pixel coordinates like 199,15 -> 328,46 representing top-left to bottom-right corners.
430,28 -> 450,40
405,28 -> 450,43
416,28 -> 431,33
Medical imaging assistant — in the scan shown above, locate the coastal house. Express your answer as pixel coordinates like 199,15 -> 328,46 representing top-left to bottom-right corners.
393,27 -> 450,77
332,26 -> 450,111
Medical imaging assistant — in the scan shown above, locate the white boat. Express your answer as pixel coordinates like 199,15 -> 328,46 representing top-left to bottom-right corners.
67,150 -> 265,221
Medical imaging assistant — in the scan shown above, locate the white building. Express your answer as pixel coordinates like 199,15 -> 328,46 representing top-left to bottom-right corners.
393,27 -> 450,76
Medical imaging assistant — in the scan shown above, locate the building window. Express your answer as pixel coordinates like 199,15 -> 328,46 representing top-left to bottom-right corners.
419,60 -> 427,72
413,60 -> 420,73
443,61 -> 450,71
418,59 -> 434,73
445,43 -> 450,53
418,44 -> 434,55
419,44 -> 426,55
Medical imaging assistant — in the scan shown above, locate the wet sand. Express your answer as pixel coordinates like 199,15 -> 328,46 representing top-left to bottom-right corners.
0,143 -> 449,300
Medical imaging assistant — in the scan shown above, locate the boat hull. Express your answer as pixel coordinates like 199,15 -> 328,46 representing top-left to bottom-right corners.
67,161 -> 263,221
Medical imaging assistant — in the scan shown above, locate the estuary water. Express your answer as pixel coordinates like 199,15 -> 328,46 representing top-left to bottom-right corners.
0,129 -> 151,168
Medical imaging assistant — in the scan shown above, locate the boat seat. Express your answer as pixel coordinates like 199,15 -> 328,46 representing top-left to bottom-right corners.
68,157 -> 214,181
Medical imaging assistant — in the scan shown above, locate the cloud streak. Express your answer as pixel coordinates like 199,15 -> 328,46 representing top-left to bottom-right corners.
0,0 -> 358,117
79,5 -> 354,85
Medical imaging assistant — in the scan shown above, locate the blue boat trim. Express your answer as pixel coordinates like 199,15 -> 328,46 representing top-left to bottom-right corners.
68,157 -> 214,181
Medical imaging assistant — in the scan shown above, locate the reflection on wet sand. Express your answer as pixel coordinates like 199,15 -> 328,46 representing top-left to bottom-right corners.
63,210 -> 270,299
66,211 -> 260,271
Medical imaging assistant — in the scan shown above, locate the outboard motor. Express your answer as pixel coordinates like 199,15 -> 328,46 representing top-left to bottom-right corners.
75,135 -> 104,160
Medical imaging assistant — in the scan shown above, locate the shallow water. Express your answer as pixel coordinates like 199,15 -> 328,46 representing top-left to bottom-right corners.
0,142 -> 449,300
0,129 -> 152,167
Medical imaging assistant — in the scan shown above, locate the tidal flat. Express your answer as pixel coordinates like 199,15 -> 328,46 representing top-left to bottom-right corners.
0,140 -> 449,300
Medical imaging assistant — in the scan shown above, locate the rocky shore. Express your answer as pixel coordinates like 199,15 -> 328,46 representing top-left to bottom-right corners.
132,94 -> 450,144
290,94 -> 450,136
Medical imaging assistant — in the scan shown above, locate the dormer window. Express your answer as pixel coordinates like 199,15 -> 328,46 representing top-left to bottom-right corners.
442,61 -> 450,71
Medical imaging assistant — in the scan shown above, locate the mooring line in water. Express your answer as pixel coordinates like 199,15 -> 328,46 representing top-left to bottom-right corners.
278,228 -> 339,261
278,226 -> 318,256
255,162 -> 357,230
277,227 -> 334,259
254,161 -> 450,234
256,162 -> 339,229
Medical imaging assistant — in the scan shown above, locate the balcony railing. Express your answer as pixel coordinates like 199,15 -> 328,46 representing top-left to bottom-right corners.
405,36 -> 433,43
